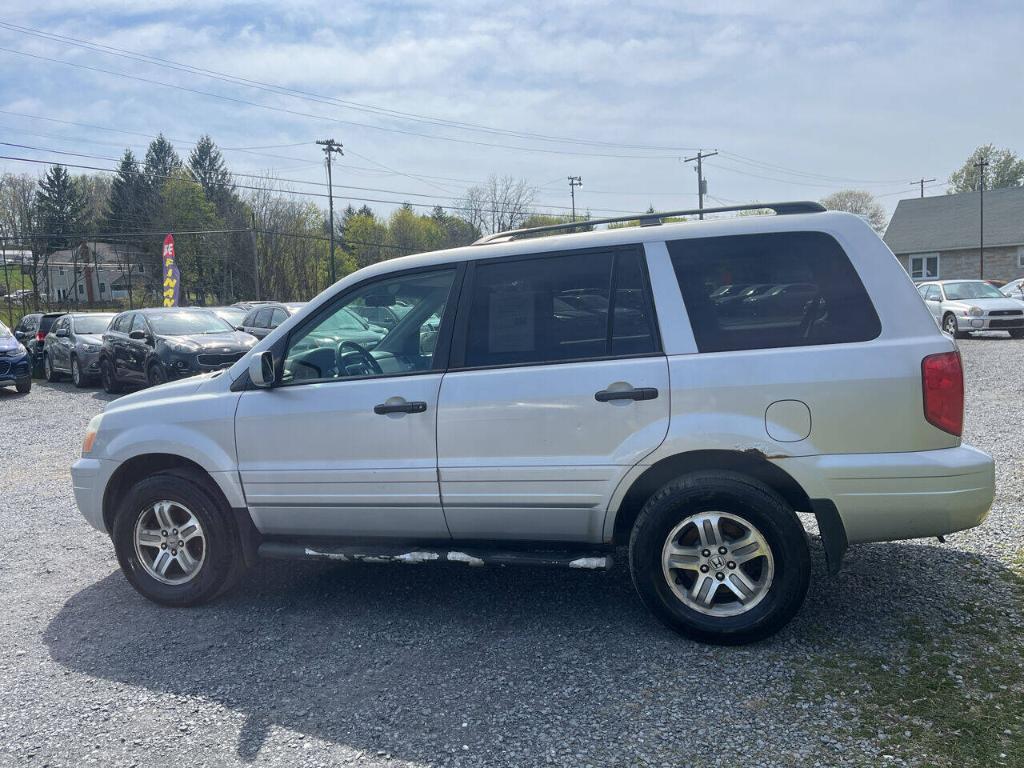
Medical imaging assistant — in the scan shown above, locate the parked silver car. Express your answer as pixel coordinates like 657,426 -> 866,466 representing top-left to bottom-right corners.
1000,277 -> 1024,302
43,312 -> 116,387
917,279 -> 1024,338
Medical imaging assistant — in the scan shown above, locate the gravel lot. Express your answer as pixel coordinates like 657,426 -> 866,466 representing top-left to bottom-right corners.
1,337 -> 1022,768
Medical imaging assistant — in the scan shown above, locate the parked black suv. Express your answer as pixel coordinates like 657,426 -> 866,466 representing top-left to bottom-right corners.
12,312 -> 63,377
98,308 -> 257,392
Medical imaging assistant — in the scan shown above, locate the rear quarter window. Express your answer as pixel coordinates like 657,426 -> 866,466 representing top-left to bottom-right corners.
668,231 -> 881,353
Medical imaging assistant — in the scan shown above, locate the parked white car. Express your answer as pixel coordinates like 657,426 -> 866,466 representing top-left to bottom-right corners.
999,277 -> 1024,302
917,279 -> 1024,338
72,203 -> 995,644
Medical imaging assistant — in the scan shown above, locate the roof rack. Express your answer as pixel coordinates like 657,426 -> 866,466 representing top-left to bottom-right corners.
472,201 -> 827,245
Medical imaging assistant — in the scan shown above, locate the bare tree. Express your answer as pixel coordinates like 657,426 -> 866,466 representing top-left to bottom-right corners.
458,175 -> 535,234
820,189 -> 887,233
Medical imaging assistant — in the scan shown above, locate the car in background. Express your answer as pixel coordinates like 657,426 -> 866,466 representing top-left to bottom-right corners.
237,302 -> 306,339
348,299 -> 414,331
231,300 -> 275,312
288,306 -> 387,354
0,320 -> 31,393
207,305 -> 249,329
917,279 -> 1024,338
98,308 -> 257,392
999,278 -> 1024,302
42,312 -> 116,388
12,312 -> 64,377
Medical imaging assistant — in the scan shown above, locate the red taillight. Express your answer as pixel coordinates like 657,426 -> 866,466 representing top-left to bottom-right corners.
36,331 -> 46,342
922,351 -> 964,436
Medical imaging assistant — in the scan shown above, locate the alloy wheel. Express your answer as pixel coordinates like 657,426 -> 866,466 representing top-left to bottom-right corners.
71,359 -> 80,386
661,511 -> 775,617
133,501 -> 207,585
943,315 -> 957,335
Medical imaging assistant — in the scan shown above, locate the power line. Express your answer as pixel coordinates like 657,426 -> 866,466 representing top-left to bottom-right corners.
0,19 -> 701,153
0,44 -> 685,160
911,177 -> 936,198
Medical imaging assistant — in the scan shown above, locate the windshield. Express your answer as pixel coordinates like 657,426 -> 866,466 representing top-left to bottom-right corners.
73,315 -> 114,334
943,281 -> 1006,300
320,308 -> 370,332
210,307 -> 247,326
147,311 -> 234,335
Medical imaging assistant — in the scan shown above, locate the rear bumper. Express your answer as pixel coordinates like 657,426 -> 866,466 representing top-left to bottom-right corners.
776,445 -> 994,544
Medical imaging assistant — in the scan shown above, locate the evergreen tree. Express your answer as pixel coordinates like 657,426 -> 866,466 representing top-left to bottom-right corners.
105,150 -> 145,235
188,135 -> 233,207
34,165 -> 85,252
143,134 -> 182,185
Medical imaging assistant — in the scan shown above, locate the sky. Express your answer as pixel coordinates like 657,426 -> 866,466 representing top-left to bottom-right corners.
0,0 -> 1021,223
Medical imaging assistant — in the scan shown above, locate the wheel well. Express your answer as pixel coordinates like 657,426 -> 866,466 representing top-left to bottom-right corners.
101,453 -> 219,533
611,450 -> 812,545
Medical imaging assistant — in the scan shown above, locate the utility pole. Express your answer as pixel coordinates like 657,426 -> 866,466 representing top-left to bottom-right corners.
684,150 -> 718,220
249,210 -> 262,301
975,159 -> 988,279
317,138 -> 344,285
568,176 -> 582,222
911,178 -> 936,198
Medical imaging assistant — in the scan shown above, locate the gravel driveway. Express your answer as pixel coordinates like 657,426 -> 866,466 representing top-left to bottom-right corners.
2,337 -> 1022,768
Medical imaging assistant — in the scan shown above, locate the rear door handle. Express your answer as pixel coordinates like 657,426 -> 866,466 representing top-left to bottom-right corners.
374,400 -> 428,415
595,387 -> 659,402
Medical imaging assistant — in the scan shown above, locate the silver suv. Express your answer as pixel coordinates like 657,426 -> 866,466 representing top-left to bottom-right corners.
71,203 -> 994,644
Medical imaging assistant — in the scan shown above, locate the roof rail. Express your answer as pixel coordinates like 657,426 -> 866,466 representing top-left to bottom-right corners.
472,201 -> 827,245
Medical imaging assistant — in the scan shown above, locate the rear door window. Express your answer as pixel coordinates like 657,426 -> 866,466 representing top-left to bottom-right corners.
668,232 -> 881,353
460,247 -> 659,368
254,308 -> 273,328
270,308 -> 288,328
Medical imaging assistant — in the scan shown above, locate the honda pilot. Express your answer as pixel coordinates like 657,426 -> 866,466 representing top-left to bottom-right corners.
71,203 -> 995,644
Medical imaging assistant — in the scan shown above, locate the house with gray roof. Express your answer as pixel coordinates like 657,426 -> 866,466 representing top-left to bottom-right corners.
883,185 -> 1024,282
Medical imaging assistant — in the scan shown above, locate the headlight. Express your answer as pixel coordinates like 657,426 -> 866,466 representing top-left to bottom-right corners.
82,414 -> 103,455
80,343 -> 100,353
967,306 -> 984,317
168,341 -> 200,354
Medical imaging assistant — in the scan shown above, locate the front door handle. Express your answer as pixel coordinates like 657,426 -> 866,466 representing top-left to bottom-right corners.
595,387 -> 659,402
374,400 -> 428,415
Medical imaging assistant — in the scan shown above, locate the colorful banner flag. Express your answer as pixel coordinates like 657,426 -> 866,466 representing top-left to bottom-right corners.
162,234 -> 180,307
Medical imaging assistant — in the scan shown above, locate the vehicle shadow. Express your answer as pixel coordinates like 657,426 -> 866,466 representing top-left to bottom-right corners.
42,538 -> 1020,764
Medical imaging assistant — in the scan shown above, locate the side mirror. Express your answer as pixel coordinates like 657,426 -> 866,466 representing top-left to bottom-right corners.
55,328 -> 69,337
128,329 -> 147,341
235,325 -> 245,332
249,350 -> 276,388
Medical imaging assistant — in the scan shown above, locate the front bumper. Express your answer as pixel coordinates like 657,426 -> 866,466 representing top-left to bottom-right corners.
166,351 -> 247,380
72,457 -> 118,533
776,445 -> 994,544
0,355 -> 31,385
965,314 -> 1024,331
77,348 -> 102,375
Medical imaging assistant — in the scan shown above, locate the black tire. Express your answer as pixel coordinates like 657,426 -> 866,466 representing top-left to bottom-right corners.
43,354 -> 61,382
100,357 -> 123,394
629,471 -> 810,645
942,313 -> 968,339
1010,329 -> 1024,339
71,356 -> 88,388
147,362 -> 168,387
15,377 -> 31,394
112,470 -> 244,607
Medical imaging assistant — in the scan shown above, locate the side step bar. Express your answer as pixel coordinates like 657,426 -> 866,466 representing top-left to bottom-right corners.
258,542 -> 614,570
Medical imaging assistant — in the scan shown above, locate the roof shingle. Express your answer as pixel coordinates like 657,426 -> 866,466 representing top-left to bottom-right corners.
883,186 -> 1024,254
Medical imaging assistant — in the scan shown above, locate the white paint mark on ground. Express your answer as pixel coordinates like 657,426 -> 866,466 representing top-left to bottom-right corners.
569,557 -> 609,569
304,548 -> 348,561
447,551 -> 485,566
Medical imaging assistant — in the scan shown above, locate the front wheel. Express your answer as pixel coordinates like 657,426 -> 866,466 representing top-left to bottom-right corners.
112,471 -> 244,606
146,362 -> 168,387
629,472 -> 810,645
943,313 -> 968,339
15,377 -> 31,394
71,357 -> 88,388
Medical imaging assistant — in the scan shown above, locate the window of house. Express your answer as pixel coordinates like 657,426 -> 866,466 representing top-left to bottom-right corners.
78,284 -> 85,294
668,231 -> 881,353
910,253 -> 940,280
98,282 -> 106,294
58,267 -> 65,276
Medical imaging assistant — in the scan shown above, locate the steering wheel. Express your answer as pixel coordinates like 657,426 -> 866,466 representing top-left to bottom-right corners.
337,340 -> 383,376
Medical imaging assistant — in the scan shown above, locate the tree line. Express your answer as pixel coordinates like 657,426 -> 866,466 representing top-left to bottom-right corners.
0,135 -> 542,310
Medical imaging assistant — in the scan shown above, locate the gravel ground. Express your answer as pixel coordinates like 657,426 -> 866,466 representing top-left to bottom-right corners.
1,336 -> 1022,768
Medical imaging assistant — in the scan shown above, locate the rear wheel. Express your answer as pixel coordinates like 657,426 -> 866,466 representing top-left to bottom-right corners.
147,362 -> 168,387
112,471 -> 244,606
100,358 -> 123,394
629,472 -> 810,645
43,354 -> 61,382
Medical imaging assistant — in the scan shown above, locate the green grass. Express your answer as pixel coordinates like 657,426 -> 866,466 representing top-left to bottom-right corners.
795,554 -> 1024,767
